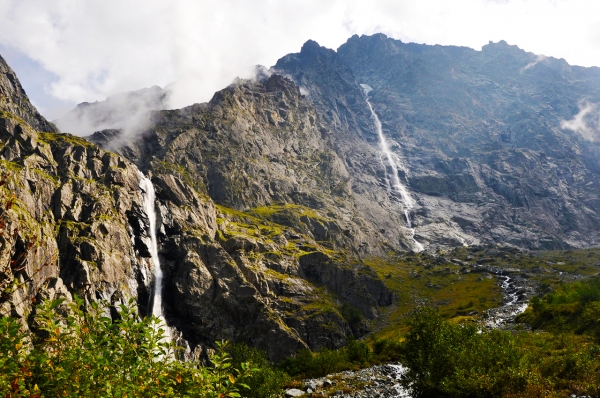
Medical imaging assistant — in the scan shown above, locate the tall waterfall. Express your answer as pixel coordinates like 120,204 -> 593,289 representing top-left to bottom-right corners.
362,84 -> 424,252
139,172 -> 171,336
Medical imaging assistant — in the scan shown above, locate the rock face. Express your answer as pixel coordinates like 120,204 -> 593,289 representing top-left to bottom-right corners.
0,55 -> 58,133
0,56 -> 153,324
0,53 -> 392,362
336,34 -> 600,249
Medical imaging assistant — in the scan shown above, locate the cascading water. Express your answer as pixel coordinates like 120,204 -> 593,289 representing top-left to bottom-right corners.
484,272 -> 530,329
362,84 -> 424,252
139,172 -> 171,339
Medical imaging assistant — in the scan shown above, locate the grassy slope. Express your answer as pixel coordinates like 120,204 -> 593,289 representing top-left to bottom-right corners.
365,246 -> 600,341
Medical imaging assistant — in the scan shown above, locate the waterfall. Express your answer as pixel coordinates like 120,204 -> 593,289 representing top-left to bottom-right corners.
362,84 -> 424,252
139,172 -> 171,338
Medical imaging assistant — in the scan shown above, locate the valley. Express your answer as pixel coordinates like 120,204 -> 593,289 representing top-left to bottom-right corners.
2,32 -> 600,397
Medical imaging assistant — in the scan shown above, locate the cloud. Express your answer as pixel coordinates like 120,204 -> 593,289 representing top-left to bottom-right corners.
561,101 -> 600,142
0,0 -> 600,121
521,54 -> 548,73
53,85 -> 169,136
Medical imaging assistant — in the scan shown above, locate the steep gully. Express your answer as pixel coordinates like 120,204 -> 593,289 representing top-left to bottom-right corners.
361,84 -> 423,253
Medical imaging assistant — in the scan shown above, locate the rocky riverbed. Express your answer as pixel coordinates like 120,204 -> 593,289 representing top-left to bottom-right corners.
286,364 -> 409,397
480,265 -> 535,329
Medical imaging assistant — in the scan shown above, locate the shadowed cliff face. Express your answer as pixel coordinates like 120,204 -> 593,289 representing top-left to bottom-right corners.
0,54 -> 393,362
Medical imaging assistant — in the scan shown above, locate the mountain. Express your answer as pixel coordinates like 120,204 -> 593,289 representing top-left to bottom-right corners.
3,33 -> 600,362
92,35 -> 600,253
336,34 -> 600,249
0,53 -> 391,362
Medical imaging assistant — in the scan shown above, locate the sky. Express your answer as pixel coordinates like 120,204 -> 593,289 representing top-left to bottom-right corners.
0,0 -> 599,120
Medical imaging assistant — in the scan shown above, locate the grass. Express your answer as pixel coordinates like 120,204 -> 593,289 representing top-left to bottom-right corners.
248,203 -> 332,223
38,131 -> 94,148
363,253 -> 502,340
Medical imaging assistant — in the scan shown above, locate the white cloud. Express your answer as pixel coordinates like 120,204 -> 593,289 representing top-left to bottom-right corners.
0,0 -> 600,120
561,101 -> 600,142
520,54 -> 548,73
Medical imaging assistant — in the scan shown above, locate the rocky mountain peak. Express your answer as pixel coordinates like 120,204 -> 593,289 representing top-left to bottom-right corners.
0,55 -> 58,133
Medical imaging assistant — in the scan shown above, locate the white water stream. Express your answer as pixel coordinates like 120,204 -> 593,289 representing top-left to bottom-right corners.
362,84 -> 423,252
484,274 -> 529,329
139,173 -> 171,340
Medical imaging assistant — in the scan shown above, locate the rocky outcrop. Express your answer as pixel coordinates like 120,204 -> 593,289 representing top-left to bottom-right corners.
0,54 -> 58,133
0,94 -> 152,324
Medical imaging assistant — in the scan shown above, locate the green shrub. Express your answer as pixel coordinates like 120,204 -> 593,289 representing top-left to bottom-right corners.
340,303 -> 363,326
371,337 -> 402,362
279,343 -> 366,379
1,296 -> 255,397
520,276 -> 600,336
226,343 -> 288,398
344,339 -> 371,365
399,307 -> 527,397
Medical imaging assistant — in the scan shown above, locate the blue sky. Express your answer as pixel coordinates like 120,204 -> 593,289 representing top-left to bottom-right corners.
1,0 -> 599,120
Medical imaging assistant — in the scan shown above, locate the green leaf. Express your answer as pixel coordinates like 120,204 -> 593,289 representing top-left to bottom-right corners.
49,298 -> 66,310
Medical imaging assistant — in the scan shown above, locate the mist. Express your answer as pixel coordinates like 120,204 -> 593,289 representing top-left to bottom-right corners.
521,54 -> 548,73
54,86 -> 169,136
561,101 -> 600,142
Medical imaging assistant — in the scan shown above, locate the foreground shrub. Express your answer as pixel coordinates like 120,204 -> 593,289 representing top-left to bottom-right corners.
1,296 -> 255,397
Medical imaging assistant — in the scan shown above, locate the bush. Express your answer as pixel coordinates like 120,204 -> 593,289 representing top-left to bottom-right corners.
279,340 -> 373,379
399,307 -> 527,397
226,343 -> 288,398
371,337 -> 402,362
1,296 -> 255,397
520,276 -> 600,336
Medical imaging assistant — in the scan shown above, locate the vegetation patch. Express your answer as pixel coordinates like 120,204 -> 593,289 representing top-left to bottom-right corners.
1,297 -> 257,397
364,252 -> 502,340
518,275 -> 600,336
38,131 -> 94,148
248,203 -> 331,223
